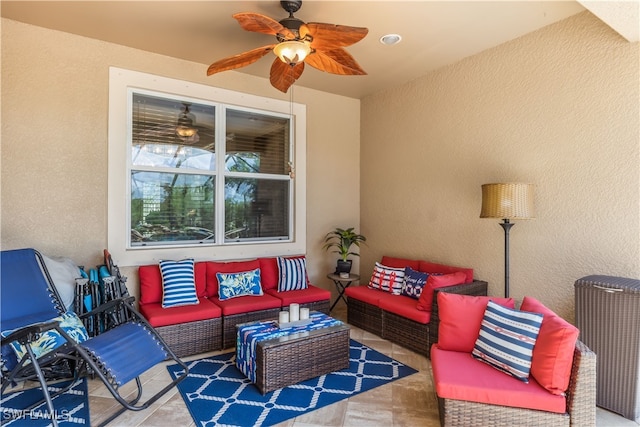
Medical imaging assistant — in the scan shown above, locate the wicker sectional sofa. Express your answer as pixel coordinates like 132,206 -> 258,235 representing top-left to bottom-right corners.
138,256 -> 330,357
345,255 -> 488,357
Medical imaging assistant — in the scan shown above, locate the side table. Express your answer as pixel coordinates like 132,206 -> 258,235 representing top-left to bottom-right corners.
327,273 -> 360,312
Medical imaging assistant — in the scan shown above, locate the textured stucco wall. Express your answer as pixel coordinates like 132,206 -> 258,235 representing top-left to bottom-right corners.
360,11 -> 639,321
1,18 -> 361,303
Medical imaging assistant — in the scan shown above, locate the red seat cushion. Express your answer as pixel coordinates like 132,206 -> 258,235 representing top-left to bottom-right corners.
418,261 -> 474,284
205,260 -> 261,298
437,292 -> 515,353
211,293 -> 282,316
265,285 -> 330,305
378,295 -> 431,324
520,296 -> 579,395
416,272 -> 467,312
380,255 -> 420,270
431,346 -> 566,413
139,262 -> 207,305
139,297 -> 221,328
344,285 -> 384,306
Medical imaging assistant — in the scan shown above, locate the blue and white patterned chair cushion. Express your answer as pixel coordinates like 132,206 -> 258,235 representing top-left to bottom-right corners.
277,257 -> 309,292
217,268 -> 263,300
472,301 -> 543,382
367,262 -> 405,295
401,267 -> 429,299
1,311 -> 89,363
159,259 -> 199,308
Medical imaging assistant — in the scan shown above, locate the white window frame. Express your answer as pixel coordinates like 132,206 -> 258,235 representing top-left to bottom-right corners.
108,67 -> 306,265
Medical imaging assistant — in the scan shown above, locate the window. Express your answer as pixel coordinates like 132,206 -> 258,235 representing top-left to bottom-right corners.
109,68 -> 306,265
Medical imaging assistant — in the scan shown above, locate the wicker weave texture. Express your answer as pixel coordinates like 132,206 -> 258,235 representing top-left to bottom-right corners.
299,299 -> 330,315
156,317 -> 222,358
436,340 -> 596,427
346,298 -> 383,336
255,325 -> 350,394
382,311 -> 429,355
222,308 -> 281,349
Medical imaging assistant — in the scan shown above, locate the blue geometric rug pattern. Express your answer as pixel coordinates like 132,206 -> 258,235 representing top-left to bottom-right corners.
166,339 -> 417,427
0,378 -> 89,426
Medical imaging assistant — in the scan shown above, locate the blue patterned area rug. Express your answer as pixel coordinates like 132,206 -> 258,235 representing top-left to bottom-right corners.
167,339 -> 417,427
0,378 -> 89,426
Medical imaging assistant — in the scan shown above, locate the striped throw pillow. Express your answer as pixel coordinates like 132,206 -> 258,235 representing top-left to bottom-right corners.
472,301 -> 543,382
277,257 -> 308,291
159,259 -> 199,308
368,262 -> 405,295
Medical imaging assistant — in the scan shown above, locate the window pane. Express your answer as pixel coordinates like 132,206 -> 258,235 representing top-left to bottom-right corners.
132,93 -> 215,171
131,171 -> 214,245
225,178 -> 290,241
226,109 -> 289,175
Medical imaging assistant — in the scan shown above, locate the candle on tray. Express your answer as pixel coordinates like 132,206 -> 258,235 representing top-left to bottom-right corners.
279,311 -> 290,324
300,307 -> 310,320
289,303 -> 300,322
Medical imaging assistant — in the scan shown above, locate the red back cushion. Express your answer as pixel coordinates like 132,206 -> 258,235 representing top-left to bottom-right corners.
416,272 -> 467,312
380,256 -> 420,270
418,261 -> 474,284
139,262 -> 207,305
520,296 -> 580,395
205,260 -> 260,298
437,292 -> 515,353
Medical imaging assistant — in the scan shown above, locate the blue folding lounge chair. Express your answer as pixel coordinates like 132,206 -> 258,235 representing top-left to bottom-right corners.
1,248 -> 189,426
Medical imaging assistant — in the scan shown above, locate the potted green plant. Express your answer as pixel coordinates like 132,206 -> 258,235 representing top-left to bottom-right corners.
322,227 -> 366,275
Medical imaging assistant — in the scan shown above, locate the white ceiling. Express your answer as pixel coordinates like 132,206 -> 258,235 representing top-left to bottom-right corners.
2,1 -> 637,99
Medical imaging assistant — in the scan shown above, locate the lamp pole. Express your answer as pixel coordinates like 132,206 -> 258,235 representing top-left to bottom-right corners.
500,219 -> 514,298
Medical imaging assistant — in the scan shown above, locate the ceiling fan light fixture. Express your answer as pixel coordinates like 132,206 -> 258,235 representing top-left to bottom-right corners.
273,40 -> 311,65
380,33 -> 402,45
175,106 -> 198,138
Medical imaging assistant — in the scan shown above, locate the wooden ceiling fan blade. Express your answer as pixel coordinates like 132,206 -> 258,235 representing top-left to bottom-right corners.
270,58 -> 305,93
305,23 -> 368,50
207,45 -> 276,76
233,12 -> 296,39
305,48 -> 366,76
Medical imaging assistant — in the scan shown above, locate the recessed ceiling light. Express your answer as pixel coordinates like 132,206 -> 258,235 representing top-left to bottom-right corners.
380,34 -> 402,45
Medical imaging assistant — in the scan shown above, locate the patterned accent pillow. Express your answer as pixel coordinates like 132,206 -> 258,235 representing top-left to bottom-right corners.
1,312 -> 89,363
472,301 -> 543,382
159,259 -> 199,308
367,262 -> 405,295
277,257 -> 309,292
401,267 -> 428,299
217,268 -> 263,300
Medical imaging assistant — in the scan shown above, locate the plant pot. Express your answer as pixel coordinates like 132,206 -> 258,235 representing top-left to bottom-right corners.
335,260 -> 352,275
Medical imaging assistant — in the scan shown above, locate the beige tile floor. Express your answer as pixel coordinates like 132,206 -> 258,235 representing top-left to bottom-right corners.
11,302 -> 638,426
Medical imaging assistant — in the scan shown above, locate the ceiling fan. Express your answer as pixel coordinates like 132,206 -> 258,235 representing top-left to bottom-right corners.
206,0 -> 368,93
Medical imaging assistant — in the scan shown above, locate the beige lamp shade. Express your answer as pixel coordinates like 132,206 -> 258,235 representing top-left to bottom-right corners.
480,183 -> 535,220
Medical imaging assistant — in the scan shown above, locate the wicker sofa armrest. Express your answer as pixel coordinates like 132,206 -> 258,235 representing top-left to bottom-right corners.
429,280 -> 488,347
566,339 -> 596,425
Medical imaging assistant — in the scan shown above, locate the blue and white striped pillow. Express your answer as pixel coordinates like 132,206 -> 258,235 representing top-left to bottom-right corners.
159,259 -> 199,308
472,301 -> 543,382
277,257 -> 308,291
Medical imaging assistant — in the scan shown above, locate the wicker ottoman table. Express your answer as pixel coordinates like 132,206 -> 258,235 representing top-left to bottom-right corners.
236,312 -> 350,394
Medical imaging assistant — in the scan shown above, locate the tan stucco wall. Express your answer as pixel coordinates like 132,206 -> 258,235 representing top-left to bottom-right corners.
0,18 -> 361,302
360,11 -> 639,321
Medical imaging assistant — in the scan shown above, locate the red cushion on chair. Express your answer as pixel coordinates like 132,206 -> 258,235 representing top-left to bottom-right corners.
265,285 -> 330,305
431,346 -> 566,413
205,260 -> 261,298
520,296 -> 580,395
344,285 -> 384,307
378,295 -> 431,324
139,297 -> 221,328
437,293 -> 515,353
380,256 -> 420,270
418,261 -> 474,284
139,262 -> 207,305
211,293 -> 281,316
416,272 -> 467,312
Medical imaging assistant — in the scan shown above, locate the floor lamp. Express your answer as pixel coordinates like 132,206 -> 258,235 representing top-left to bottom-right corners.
480,183 -> 535,297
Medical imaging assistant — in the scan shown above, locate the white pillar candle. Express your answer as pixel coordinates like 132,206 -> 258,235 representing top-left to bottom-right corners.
300,307 -> 310,320
279,311 -> 290,324
289,303 -> 300,322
